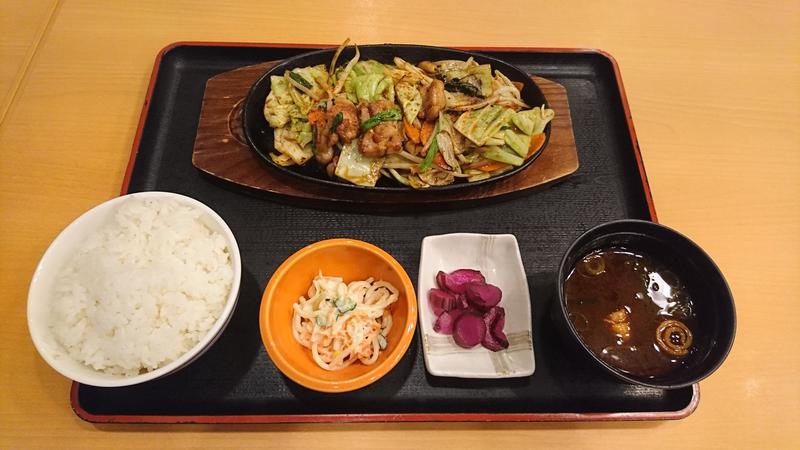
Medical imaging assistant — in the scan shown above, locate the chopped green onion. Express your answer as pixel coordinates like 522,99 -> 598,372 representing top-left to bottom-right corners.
289,71 -> 313,89
377,335 -> 387,350
315,315 -> 328,326
419,122 -> 441,172
330,112 -> 344,132
360,108 -> 402,131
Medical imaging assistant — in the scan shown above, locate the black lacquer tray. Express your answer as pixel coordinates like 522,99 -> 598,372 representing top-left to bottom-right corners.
72,43 -> 697,423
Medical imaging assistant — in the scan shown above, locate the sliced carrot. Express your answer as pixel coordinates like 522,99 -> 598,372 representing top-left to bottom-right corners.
307,109 -> 326,126
420,120 -> 436,145
403,119 -> 421,144
433,152 -> 448,169
478,161 -> 511,172
527,133 -> 546,158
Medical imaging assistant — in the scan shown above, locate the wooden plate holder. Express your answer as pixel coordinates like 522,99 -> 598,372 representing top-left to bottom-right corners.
191,61 -> 579,209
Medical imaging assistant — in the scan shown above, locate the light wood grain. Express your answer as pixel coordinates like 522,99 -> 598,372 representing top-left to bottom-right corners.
0,0 -> 58,124
1,0 -> 798,448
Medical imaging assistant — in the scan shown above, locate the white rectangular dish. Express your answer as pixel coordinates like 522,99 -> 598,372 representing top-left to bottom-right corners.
417,233 -> 535,378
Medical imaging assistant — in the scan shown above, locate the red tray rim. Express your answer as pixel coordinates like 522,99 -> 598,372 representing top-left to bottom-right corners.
76,41 -> 692,425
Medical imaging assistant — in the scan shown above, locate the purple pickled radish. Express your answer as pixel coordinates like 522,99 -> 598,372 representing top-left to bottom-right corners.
482,306 -> 509,351
482,306 -> 504,328
465,282 -> 502,311
433,309 -> 468,335
444,295 -> 464,312
492,314 -> 507,340
436,271 -> 449,291
452,312 -> 486,348
443,269 -> 486,294
482,330 -> 509,351
428,288 -> 456,317
457,293 -> 470,310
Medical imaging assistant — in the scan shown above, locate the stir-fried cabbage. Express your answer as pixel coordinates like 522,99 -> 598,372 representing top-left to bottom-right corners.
512,106 -> 555,136
264,76 -> 300,128
468,64 -> 493,97
392,57 -> 432,85
440,62 -> 493,98
394,81 -> 422,123
482,145 -> 524,166
261,40 -> 556,189
291,65 -> 329,98
283,65 -> 329,115
273,128 -> 313,165
344,61 -> 395,103
334,141 -> 384,186
453,105 -> 514,146
503,129 -> 531,157
289,117 -> 313,148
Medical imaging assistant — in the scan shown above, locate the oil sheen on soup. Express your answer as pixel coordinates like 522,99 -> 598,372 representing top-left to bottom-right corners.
564,247 -> 696,378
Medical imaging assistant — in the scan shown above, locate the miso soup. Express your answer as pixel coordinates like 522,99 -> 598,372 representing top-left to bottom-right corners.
564,247 -> 696,378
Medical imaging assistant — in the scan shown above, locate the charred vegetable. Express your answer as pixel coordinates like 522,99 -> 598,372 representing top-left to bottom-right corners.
443,77 -> 484,98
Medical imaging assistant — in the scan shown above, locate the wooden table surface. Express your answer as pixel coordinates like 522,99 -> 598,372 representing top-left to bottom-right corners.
1,0 -> 797,448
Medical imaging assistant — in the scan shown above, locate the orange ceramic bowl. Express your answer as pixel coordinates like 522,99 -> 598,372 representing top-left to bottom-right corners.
259,238 -> 417,393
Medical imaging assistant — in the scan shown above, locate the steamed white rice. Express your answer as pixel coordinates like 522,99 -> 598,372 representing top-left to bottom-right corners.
49,197 -> 234,376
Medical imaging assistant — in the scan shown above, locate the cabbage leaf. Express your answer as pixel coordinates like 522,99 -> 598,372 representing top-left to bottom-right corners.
263,76 -> 300,128
289,117 -> 313,148
283,65 -> 328,115
394,82 -> 422,123
344,61 -> 395,103
512,106 -> 555,136
468,64 -> 494,97
482,145 -> 524,166
454,105 -> 514,146
503,129 -> 532,157
273,127 -> 312,165
293,65 -> 328,94
334,141 -> 384,186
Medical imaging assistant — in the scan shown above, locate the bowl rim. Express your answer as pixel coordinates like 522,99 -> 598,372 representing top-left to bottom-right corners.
556,219 -> 736,389
241,43 -> 551,193
259,238 -> 418,393
26,191 -> 242,387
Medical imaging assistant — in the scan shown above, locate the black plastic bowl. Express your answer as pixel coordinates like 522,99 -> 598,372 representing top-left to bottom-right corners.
555,220 -> 736,389
242,44 -> 551,192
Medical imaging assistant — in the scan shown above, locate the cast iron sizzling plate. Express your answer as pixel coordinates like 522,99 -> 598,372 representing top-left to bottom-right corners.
242,44 -> 551,192
72,43 -> 697,423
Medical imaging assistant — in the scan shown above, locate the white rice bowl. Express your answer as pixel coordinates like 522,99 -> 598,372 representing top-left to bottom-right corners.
27,192 -> 241,387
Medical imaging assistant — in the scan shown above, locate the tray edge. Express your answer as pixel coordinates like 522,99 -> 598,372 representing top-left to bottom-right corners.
70,382 -> 699,424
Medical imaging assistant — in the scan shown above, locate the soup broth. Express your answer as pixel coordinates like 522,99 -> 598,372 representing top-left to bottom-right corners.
564,247 -> 696,378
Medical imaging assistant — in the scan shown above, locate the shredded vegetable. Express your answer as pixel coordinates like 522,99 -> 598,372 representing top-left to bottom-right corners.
419,121 -> 441,171
292,273 -> 398,371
